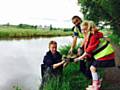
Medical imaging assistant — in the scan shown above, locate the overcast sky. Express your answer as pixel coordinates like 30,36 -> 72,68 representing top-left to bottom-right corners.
0,0 -> 83,28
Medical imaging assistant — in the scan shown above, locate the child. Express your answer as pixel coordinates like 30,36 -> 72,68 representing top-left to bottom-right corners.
74,20 -> 115,90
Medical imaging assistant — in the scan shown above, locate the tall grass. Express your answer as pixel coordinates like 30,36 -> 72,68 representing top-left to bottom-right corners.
42,63 -> 91,90
0,26 -> 73,39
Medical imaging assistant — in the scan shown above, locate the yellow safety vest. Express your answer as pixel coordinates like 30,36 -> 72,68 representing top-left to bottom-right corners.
93,38 -> 114,59
73,26 -> 83,38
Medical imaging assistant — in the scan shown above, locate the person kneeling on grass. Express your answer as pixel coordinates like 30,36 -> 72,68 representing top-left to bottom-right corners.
40,40 -> 67,90
74,20 -> 115,90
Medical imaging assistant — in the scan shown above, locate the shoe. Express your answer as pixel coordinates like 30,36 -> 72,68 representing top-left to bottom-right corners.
86,85 -> 100,90
86,80 -> 102,90
98,78 -> 103,87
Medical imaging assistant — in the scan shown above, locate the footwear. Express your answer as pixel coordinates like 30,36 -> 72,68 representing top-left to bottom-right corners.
86,80 -> 101,90
98,78 -> 103,87
86,85 -> 100,90
92,79 -> 102,87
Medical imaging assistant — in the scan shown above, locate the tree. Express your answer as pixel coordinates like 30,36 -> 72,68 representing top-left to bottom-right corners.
50,24 -> 53,30
78,0 -> 120,35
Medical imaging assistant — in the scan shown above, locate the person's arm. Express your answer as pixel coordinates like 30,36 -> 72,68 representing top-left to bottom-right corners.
69,26 -> 81,54
43,55 -> 52,67
74,52 -> 87,62
69,36 -> 77,54
63,62 -> 69,67
71,36 -> 77,49
52,60 -> 65,69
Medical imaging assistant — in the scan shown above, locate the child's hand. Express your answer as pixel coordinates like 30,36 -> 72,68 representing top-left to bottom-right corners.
74,57 -> 80,62
74,57 -> 83,63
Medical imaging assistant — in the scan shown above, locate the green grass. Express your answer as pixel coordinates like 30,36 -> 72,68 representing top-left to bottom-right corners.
0,26 -> 73,39
42,63 -> 91,90
108,33 -> 120,45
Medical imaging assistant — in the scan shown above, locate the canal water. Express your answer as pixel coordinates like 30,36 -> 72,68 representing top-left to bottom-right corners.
0,36 -> 82,90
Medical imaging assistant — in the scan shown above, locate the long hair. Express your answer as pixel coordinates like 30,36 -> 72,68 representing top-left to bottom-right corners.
81,20 -> 97,32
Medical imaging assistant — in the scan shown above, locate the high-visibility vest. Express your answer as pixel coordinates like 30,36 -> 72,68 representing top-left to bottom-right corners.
93,38 -> 114,59
73,26 -> 83,38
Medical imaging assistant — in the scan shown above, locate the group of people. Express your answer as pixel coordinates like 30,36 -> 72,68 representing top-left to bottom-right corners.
40,16 -> 115,90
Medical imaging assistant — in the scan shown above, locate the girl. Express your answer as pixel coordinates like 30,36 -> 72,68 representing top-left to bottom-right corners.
74,21 -> 115,90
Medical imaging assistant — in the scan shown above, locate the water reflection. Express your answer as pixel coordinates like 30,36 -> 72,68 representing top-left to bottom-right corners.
0,36 -> 82,90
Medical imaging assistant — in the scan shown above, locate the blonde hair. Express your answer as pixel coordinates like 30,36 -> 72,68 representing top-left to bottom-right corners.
81,20 -> 97,32
89,21 -> 96,28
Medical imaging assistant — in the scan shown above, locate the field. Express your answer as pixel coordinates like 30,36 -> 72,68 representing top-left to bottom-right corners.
0,26 -> 72,39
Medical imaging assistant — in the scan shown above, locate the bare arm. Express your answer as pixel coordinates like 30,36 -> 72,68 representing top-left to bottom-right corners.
52,60 -> 65,69
69,36 -> 77,53
74,52 -> 88,62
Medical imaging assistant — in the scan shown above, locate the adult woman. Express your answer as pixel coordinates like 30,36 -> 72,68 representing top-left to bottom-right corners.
74,21 -> 115,90
43,40 -> 65,77
40,41 -> 65,90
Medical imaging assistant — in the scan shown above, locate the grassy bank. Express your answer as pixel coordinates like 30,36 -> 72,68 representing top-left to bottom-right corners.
0,26 -> 72,39
42,44 -> 104,90
43,63 -> 91,90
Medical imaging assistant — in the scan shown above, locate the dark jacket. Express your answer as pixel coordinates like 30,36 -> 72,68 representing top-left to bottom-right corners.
43,51 -> 63,76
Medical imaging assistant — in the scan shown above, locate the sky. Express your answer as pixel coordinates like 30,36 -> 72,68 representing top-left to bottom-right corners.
0,0 -> 83,28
